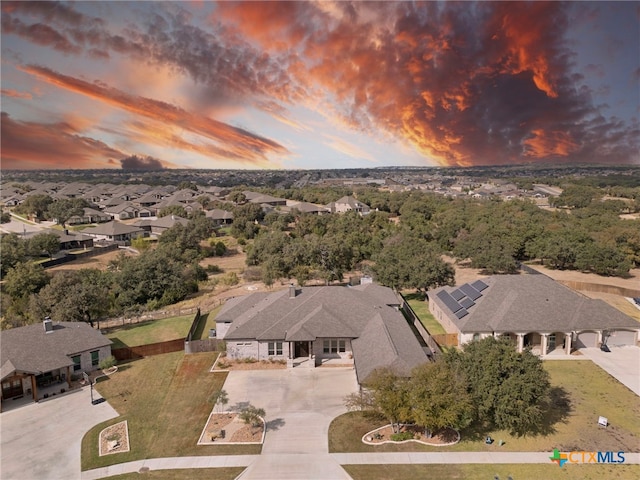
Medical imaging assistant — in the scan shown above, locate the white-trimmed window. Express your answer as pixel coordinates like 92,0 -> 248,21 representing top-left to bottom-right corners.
268,342 -> 283,356
323,339 -> 346,354
91,350 -> 100,366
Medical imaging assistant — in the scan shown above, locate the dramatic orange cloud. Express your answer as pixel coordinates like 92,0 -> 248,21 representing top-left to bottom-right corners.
523,130 -> 580,158
0,112 -> 124,169
19,65 -> 289,164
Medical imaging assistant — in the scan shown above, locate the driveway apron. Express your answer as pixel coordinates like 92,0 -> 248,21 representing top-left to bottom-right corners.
224,367 -> 358,479
1,387 -> 118,480
579,346 -> 640,396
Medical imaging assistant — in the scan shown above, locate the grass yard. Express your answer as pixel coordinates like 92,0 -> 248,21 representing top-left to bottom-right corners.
101,468 -> 245,480
343,464 -> 640,480
330,360 -> 640,454
192,305 -> 223,340
106,315 -> 195,348
403,292 -> 446,335
81,351 -> 260,471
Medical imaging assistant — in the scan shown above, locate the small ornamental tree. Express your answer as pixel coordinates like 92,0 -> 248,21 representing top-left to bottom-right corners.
239,404 -> 266,431
209,389 -> 229,413
365,368 -> 411,433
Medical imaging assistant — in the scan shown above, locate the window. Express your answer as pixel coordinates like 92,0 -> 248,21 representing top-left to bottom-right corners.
91,350 -> 100,367
473,333 -> 481,342
323,339 -> 346,354
268,342 -> 283,356
71,355 -> 81,371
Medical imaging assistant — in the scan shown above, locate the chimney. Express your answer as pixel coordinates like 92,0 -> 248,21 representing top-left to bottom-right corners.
289,284 -> 297,299
43,316 -> 53,333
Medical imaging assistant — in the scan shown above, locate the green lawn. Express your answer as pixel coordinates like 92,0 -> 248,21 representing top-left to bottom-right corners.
101,468 -> 245,480
81,351 -> 260,471
106,315 -> 195,348
344,464 -> 640,480
403,292 -> 446,335
330,360 -> 640,454
192,305 -> 223,340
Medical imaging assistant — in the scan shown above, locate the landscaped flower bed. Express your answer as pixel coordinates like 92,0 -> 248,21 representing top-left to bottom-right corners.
363,424 -> 460,446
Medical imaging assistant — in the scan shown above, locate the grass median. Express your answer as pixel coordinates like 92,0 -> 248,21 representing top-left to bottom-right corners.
81,351 -> 260,471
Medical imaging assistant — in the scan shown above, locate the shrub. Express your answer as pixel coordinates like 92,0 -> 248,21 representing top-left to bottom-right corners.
390,431 -> 415,442
99,356 -> 117,370
206,264 -> 222,274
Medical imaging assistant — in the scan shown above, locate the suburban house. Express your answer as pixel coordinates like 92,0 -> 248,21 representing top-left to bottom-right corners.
67,207 -> 113,225
243,191 -> 287,207
216,283 -> 430,384
1,319 -> 112,409
284,201 -> 330,215
326,196 -> 371,215
206,208 -> 234,225
103,201 -> 140,220
82,221 -> 145,244
148,215 -> 189,236
427,274 -> 639,356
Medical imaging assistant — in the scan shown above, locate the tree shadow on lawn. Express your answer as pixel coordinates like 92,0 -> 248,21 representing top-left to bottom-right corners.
460,386 -> 572,440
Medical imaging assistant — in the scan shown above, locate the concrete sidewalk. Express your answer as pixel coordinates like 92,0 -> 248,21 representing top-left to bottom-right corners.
81,451 -> 640,479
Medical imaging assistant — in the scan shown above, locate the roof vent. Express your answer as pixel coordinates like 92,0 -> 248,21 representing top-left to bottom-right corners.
289,284 -> 297,299
43,316 -> 53,333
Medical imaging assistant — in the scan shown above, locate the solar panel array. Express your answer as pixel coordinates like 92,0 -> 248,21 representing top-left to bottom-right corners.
437,280 -> 489,318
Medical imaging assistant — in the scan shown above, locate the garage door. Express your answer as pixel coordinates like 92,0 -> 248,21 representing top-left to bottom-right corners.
607,330 -> 637,347
575,331 -> 598,348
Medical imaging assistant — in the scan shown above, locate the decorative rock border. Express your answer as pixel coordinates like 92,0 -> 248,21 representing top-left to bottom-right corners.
362,424 -> 460,446
99,420 -> 130,456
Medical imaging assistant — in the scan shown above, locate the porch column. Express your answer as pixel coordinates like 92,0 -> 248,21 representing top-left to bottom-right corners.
66,366 -> 72,389
564,333 -> 572,355
31,375 -> 38,402
540,334 -> 548,357
516,334 -> 524,353
596,331 -> 603,346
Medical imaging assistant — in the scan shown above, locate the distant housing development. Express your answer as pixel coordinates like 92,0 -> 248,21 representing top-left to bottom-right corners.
428,274 -> 639,355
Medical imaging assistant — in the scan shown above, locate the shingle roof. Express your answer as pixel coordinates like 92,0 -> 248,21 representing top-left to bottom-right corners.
1,322 -> 112,380
218,284 -> 428,383
429,274 -> 639,333
82,221 -> 144,236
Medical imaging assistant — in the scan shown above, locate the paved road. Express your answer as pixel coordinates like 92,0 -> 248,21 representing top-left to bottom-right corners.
1,387 -> 118,480
580,346 -> 640,396
0,216 -> 53,234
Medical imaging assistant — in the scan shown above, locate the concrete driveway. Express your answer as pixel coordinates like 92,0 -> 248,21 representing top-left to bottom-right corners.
580,346 -> 640,396
223,367 -> 359,479
0,386 -> 118,480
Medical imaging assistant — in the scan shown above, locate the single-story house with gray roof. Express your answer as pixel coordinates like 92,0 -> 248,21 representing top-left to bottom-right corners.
427,274 -> 639,356
82,221 -> 145,244
1,319 -> 112,409
216,283 -> 429,384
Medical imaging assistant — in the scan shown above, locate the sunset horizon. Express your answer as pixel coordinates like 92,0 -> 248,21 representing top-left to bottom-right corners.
2,1 -> 639,170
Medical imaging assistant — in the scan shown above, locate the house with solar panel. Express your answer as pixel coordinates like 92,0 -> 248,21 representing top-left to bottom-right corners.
427,274 -> 639,356
215,282 -> 431,384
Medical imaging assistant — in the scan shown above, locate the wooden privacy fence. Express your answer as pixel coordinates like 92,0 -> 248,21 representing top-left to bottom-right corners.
432,333 -> 459,347
185,338 -> 225,354
558,281 -> 640,298
112,338 -> 185,361
99,307 -> 200,329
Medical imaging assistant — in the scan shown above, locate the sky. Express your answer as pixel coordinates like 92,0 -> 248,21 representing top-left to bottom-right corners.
1,1 -> 639,171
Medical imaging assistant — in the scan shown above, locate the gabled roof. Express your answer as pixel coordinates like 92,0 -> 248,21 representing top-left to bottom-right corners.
1,322 -> 112,380
218,284 -> 428,383
151,215 -> 189,229
206,209 -> 234,221
429,274 -> 639,333
82,221 -> 144,236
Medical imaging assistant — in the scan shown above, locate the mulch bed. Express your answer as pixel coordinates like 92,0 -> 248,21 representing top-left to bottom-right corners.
200,413 -> 264,444
365,424 -> 460,445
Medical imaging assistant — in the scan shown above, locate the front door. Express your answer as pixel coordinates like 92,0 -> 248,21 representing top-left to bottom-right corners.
2,378 -> 23,399
294,341 -> 308,358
